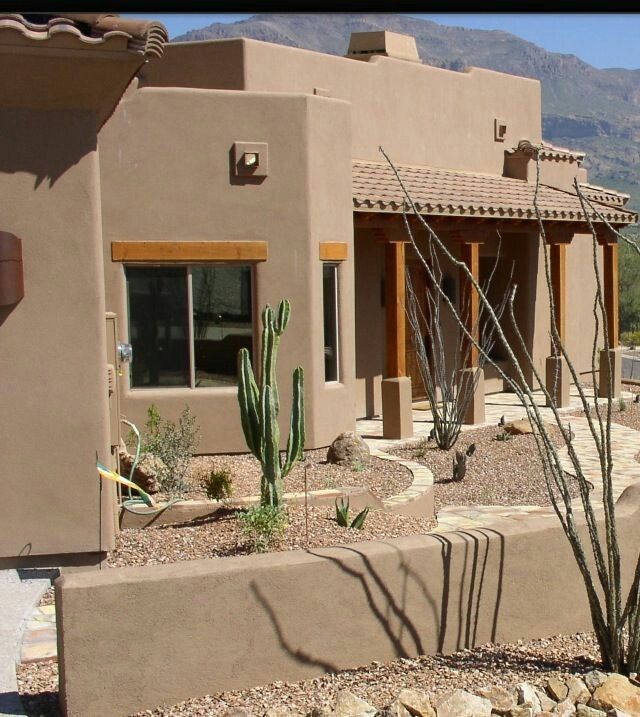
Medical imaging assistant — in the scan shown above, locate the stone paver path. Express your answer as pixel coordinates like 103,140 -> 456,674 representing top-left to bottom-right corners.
0,569 -> 52,716
357,387 -> 640,532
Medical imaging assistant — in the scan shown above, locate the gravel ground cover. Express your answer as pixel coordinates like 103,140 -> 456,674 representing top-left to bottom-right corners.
156,449 -> 412,503
389,424 -> 574,513
17,631 -> 603,716
567,386 -> 640,433
107,505 -> 436,568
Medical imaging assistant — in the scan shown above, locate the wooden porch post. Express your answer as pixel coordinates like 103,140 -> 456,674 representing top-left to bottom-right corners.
385,240 -> 406,378
374,229 -> 413,439
454,234 -> 485,424
548,240 -> 568,354
545,230 -> 572,407
597,227 -> 622,398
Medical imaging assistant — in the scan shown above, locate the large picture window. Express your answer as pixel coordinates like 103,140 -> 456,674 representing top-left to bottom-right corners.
322,263 -> 340,382
126,265 -> 253,388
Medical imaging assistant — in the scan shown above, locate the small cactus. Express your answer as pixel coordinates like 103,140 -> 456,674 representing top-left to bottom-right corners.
238,299 -> 305,508
452,450 -> 467,481
466,442 -> 476,458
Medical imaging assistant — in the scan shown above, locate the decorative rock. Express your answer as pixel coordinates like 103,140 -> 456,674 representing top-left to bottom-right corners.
504,419 -> 533,435
508,705 -> 534,717
555,699 -> 577,716
435,689 -> 491,717
326,432 -> 370,468
566,677 -> 591,705
547,677 -> 569,702
265,709 -> 299,717
575,705 -> 607,716
589,674 -> 640,714
384,699 -> 412,717
397,688 -> 436,717
584,671 -> 609,694
118,449 -> 165,493
476,685 -> 515,715
516,683 -> 541,713
534,688 -> 556,712
606,709 -> 632,716
334,690 -> 377,717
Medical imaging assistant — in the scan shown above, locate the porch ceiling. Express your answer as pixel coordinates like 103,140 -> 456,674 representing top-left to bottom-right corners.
352,159 -> 637,226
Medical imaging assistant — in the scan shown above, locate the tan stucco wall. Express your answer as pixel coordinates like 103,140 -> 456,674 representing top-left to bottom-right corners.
0,108 -> 113,560
144,38 -> 542,175
99,88 -> 355,453
57,484 -> 640,717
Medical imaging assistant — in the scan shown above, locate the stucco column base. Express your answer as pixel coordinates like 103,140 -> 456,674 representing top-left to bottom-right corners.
459,367 -> 485,425
598,347 -> 623,399
545,355 -> 571,408
382,377 -> 413,440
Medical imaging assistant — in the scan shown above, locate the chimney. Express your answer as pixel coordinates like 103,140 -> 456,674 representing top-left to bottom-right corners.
346,30 -> 420,63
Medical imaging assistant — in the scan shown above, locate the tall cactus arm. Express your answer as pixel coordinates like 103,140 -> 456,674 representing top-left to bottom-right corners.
275,298 -> 291,335
238,348 -> 261,459
262,382 -> 282,506
282,366 -> 305,477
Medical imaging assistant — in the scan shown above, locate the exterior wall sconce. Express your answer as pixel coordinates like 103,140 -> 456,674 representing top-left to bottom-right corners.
233,142 -> 268,177
0,231 -> 24,306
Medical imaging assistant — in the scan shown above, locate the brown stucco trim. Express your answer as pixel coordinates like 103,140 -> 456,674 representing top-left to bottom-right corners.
319,241 -> 348,261
111,240 -> 268,262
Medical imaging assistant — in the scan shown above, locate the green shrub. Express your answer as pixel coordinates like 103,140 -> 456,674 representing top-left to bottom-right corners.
236,505 -> 287,553
201,468 -> 233,501
140,404 -> 200,495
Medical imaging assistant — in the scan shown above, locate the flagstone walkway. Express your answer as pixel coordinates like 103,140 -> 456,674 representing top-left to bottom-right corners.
357,386 -> 640,532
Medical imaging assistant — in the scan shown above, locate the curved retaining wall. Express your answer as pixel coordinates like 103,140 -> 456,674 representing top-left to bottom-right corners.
57,484 -> 640,716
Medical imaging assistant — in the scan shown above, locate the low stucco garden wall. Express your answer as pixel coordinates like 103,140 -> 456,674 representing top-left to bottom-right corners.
56,484 -> 640,717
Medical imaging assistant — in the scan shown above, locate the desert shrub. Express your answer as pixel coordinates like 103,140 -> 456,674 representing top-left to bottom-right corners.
201,468 -> 233,501
140,404 -> 200,495
236,505 -> 287,553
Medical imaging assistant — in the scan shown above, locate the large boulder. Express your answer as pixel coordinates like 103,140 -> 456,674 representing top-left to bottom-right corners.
589,674 -> 640,713
118,448 -> 165,494
326,432 -> 370,468
503,419 -> 533,436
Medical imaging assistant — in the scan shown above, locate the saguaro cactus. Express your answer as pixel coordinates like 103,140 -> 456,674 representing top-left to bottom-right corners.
238,299 -> 305,507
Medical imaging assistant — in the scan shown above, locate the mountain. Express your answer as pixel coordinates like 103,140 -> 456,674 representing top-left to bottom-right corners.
174,13 -> 640,207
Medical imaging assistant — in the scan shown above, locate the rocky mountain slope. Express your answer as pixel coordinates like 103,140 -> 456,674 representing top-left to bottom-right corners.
175,13 -> 640,206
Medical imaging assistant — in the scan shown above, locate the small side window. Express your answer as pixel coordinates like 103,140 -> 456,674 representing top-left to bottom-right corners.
322,263 -> 340,382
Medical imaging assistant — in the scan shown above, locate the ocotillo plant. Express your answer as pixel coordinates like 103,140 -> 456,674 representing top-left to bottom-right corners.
237,299 -> 305,507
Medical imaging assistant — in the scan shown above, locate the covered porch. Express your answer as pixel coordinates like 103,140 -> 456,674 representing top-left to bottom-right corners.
351,156 -> 636,440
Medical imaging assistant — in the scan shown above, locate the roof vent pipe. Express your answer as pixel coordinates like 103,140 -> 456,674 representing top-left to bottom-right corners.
346,30 -> 421,63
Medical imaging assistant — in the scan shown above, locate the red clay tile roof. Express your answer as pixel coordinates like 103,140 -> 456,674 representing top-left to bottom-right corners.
0,13 -> 168,57
579,182 -> 630,208
352,159 -> 637,225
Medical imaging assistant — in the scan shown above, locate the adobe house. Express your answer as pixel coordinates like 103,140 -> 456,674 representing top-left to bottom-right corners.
0,13 -> 168,568
99,29 -> 636,454
0,19 -> 636,568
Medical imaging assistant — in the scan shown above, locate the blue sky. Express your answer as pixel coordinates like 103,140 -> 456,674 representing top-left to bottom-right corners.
123,13 -> 640,70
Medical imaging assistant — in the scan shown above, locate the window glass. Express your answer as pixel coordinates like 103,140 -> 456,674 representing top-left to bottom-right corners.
126,266 -> 190,387
192,266 -> 253,387
323,263 -> 339,382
